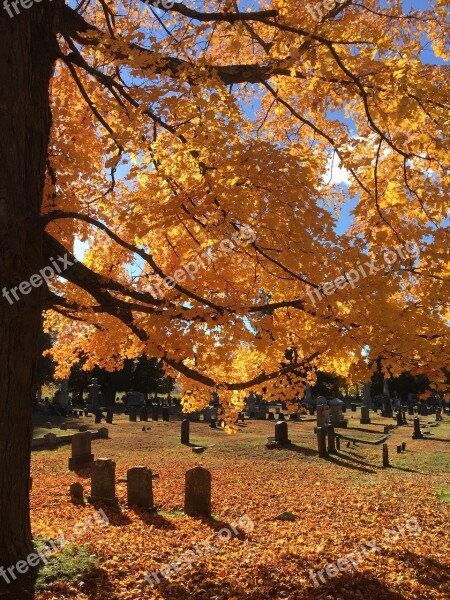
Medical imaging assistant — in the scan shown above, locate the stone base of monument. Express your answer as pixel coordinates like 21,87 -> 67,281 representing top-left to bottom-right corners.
68,454 -> 94,471
87,494 -> 119,507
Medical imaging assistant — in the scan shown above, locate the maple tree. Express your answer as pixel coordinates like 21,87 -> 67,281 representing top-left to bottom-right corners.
0,0 -> 448,569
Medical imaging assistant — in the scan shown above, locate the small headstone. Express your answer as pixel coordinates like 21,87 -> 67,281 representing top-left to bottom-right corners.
162,407 -> 170,422
88,458 -> 119,506
351,403 -> 356,412
60,422 -> 67,431
68,431 -> 93,470
46,422 -> 52,429
360,405 -> 371,425
184,466 -> 211,517
412,417 -> 423,439
106,410 -> 113,424
151,406 -> 159,421
396,410 -> 403,427
95,410 -> 102,424
316,397 -> 330,427
98,427 -> 109,439
129,408 -> 137,422
435,408 -> 442,422
278,412 -> 285,421
315,426 -> 328,458
181,419 -> 190,444
327,425 -> 337,454
335,435 -> 341,451
275,511 -> 296,522
140,407 -> 148,422
275,421 -> 291,446
78,425 -> 88,432
44,433 -> 58,449
401,442 -> 406,451
210,418 -> 216,429
70,482 -> 84,505
127,466 -> 155,509
397,445 -> 402,453
382,443 -> 389,467
268,412 -> 275,420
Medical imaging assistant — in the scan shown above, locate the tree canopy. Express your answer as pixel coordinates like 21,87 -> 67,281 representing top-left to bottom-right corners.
42,0 -> 449,428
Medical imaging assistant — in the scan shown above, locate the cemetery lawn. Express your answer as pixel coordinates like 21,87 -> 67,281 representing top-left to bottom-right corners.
29,415 -> 450,599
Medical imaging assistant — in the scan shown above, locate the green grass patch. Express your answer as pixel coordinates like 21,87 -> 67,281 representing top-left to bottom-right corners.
437,487 -> 450,503
34,537 -> 98,591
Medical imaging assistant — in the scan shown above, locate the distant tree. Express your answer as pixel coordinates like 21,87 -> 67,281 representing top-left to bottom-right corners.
69,355 -> 174,404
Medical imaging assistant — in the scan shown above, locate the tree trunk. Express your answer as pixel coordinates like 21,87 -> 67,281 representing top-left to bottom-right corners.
0,7 -> 56,568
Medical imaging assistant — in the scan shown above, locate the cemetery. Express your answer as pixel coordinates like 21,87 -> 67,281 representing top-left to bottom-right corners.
12,381 -> 449,598
1,2 -> 449,599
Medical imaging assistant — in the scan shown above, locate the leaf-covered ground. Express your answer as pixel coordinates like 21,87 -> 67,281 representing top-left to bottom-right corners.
29,413 -> 450,599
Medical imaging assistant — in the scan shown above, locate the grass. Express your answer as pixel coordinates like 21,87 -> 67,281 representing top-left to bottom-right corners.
437,487 -> 450,503
34,537 -> 98,591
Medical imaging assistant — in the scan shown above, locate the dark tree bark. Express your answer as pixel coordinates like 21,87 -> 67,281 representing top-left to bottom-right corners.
0,6 -> 57,567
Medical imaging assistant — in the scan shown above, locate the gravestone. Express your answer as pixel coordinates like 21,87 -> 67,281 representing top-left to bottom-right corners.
87,378 -> 101,412
95,410 -> 102,424
46,422 -> 52,429
210,418 -> 216,429
162,407 -> 170,422
268,412 -> 275,420
327,425 -> 337,454
290,412 -> 300,421
98,427 -> 109,439
140,407 -> 148,422
278,412 -> 285,421
408,405 -> 415,416
329,398 -> 346,427
181,419 -> 190,444
55,379 -> 69,410
129,408 -> 137,422
363,383 -> 373,408
274,421 -> 291,445
396,410 -> 403,426
60,422 -> 67,431
68,431 -> 93,470
335,435 -> 341,451
89,458 -> 119,506
351,403 -> 356,412
397,445 -> 402,453
78,425 -> 88,432
70,482 -> 84,505
309,405 -> 315,415
184,466 -> 211,517
152,406 -> 159,421
316,397 -> 329,427
435,408 -> 442,422
44,433 -> 58,449
106,410 -> 114,424
360,405 -> 371,424
127,466 -> 155,509
412,417 -> 423,439
239,412 -> 245,423
381,395 -> 393,418
382,443 -> 389,467
401,442 -> 406,451
315,427 -> 328,458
